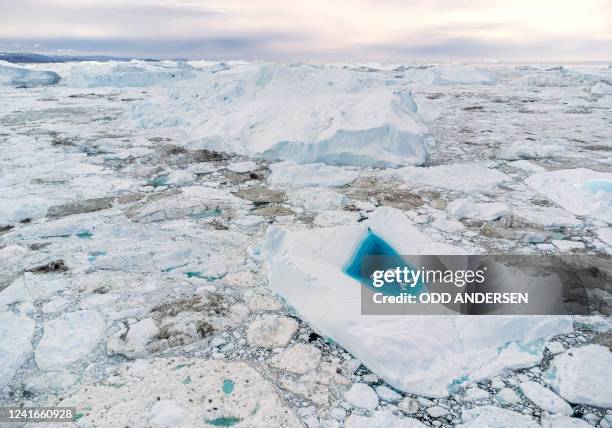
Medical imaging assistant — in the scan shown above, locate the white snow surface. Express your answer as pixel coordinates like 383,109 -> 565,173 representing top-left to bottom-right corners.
262,207 -> 572,397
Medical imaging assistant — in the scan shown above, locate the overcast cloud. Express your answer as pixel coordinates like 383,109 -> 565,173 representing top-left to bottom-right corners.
1,0 -> 610,61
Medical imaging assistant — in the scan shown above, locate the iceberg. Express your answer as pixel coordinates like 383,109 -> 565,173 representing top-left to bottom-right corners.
262,207 -> 572,397
400,65 -> 496,85
131,64 -> 433,167
63,60 -> 198,87
0,60 -> 60,87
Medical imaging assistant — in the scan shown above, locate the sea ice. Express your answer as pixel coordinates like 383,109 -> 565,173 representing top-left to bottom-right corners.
526,169 -> 612,224
268,343 -> 321,374
106,318 -> 159,358
495,140 -> 566,160
35,310 -> 105,371
345,410 -> 426,428
541,415 -> 592,428
374,385 -> 402,402
508,160 -> 546,172
0,312 -> 35,388
519,381 -> 572,415
246,315 -> 298,349
447,199 -> 508,221
55,357 -> 300,426
458,406 -> 538,428
591,82 -> 612,95
386,163 -> 510,193
463,386 -> 489,401
226,161 -> 259,173
546,344 -> 612,408
268,161 -> 359,189
344,383 -> 379,409
511,205 -> 582,228
288,188 -> 347,212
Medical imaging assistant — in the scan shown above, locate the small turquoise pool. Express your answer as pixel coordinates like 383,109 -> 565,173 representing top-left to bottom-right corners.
582,179 -> 612,195
343,229 -> 424,296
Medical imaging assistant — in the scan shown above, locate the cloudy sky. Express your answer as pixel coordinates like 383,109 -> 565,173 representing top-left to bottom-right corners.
1,0 -> 611,61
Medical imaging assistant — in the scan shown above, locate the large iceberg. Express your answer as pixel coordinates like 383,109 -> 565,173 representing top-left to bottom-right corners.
0,61 -> 60,87
131,64 -> 433,167
262,207 -> 572,397
62,60 -> 199,87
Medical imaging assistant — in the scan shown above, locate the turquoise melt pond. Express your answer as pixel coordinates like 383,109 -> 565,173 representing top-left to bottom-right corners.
343,229 -> 424,296
582,179 -> 612,194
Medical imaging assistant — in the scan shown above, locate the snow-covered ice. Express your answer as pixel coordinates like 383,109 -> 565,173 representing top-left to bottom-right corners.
458,406 -> 539,428
526,169 -> 612,224
0,312 -> 35,388
385,163 -> 510,193
546,345 -> 612,408
35,310 -> 105,371
519,381 -> 573,415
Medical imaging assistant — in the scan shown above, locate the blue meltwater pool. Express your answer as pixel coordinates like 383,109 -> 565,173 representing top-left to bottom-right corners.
581,179 -> 612,195
343,229 -> 425,296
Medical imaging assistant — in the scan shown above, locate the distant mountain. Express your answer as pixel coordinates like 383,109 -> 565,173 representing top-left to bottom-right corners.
0,52 -> 160,64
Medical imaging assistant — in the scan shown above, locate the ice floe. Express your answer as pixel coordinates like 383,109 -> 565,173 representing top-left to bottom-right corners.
495,140 -> 566,160
519,380 -> 573,415
35,310 -> 105,371
268,161 -> 359,189
344,383 -> 379,409
526,169 -> 612,224
447,199 -> 508,221
345,410 -> 426,427
591,82 -> 612,95
546,344 -> 612,408
55,357 -> 300,426
385,163 -> 510,193
0,311 -> 35,388
458,406 -> 538,428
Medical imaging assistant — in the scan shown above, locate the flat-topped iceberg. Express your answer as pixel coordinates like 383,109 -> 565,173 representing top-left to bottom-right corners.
62,60 -> 199,87
262,207 -> 572,397
0,61 -> 60,87
131,64 -> 433,167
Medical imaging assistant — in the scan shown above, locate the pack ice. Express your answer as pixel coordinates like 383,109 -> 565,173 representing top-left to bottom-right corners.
262,207 -> 572,397
131,64 -> 432,167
